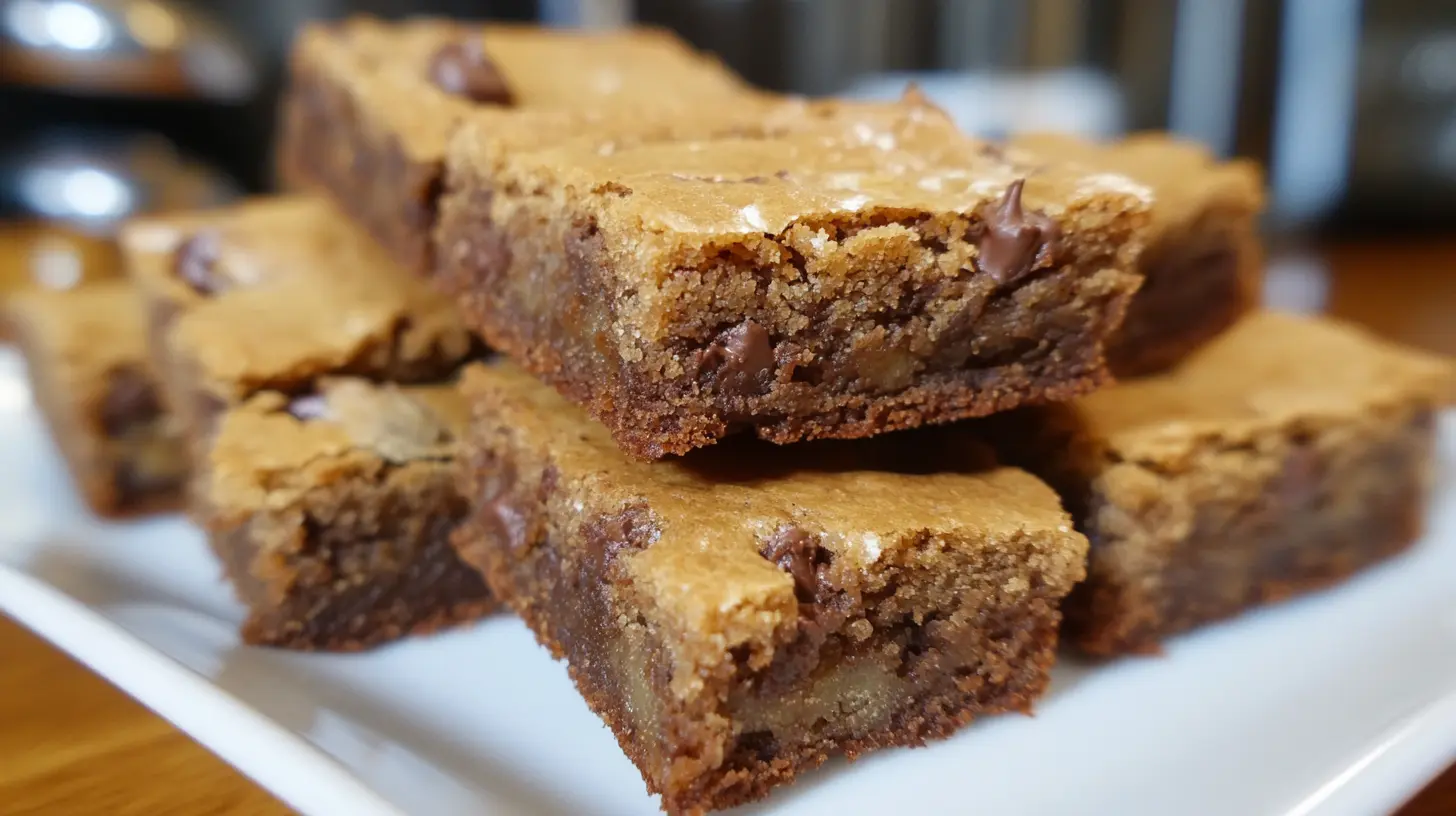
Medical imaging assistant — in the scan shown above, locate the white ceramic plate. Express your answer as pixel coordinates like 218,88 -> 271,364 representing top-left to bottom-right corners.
1,347 -> 1454,816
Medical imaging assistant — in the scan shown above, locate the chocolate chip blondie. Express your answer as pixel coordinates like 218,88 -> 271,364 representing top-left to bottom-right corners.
121,195 -> 477,447
454,363 -> 1088,814
438,97 -> 1151,458
120,196 -> 492,649
6,281 -> 186,516
1009,133 -> 1265,376
986,311 -> 1454,655
278,16 -> 751,272
204,379 -> 492,650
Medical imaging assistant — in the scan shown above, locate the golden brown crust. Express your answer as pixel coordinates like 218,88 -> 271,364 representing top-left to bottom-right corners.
119,195 -> 477,444
278,16 -> 752,271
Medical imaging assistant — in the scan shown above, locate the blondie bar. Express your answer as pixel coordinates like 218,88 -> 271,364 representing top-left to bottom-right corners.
987,311 -> 1453,655
6,281 -> 186,516
204,378 -> 492,650
279,16 -> 750,271
454,363 -> 1087,813
1010,133 -> 1265,376
440,97 -> 1152,458
121,195 -> 477,447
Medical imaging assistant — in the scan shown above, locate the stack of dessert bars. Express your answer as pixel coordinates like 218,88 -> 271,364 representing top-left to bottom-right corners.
6,17 -> 1453,815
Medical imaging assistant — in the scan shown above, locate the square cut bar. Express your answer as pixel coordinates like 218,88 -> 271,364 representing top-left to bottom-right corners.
203,378 -> 493,651
439,98 -> 1153,458
985,312 -> 1454,656
5,281 -> 187,516
121,195 -> 479,448
278,16 -> 752,272
119,196 -> 491,650
1009,133 -> 1265,377
454,363 -> 1088,814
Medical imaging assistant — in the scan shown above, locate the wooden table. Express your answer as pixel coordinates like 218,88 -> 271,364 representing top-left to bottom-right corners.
2,241 -> 1454,815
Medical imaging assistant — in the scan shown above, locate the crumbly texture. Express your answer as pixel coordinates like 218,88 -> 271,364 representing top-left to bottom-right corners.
5,281 -> 187,516
985,311 -> 1454,656
439,96 -> 1151,458
278,16 -> 751,272
454,363 -> 1087,814
201,378 -> 494,651
1009,133 -> 1265,377
120,195 -> 478,447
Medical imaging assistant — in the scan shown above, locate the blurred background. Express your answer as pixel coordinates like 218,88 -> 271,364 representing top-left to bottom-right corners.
1,0 -> 1455,307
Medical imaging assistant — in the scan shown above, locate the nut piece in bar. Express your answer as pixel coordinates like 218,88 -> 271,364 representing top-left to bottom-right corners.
454,362 -> 1088,814
278,16 -> 753,271
440,97 -> 1152,458
986,311 -> 1454,655
121,195 -> 479,448
203,378 -> 493,651
6,281 -> 187,517
1009,132 -> 1265,377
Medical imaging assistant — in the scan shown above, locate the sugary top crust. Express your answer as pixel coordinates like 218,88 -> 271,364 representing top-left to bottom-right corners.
1008,131 -> 1265,234
502,101 -> 1153,231
207,377 -> 467,513
295,16 -> 751,163
120,196 -> 473,401
1078,311 -> 1455,458
464,362 -> 1084,631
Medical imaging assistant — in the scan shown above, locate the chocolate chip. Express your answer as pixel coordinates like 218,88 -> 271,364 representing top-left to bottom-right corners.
427,40 -> 514,104
760,526 -> 819,602
173,230 -> 223,295
702,320 -> 775,398
100,365 -> 161,436
976,179 -> 1060,286
286,393 -> 330,422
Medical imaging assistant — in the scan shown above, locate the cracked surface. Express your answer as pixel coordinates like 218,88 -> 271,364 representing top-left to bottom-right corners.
6,281 -> 186,516
202,378 -> 493,651
278,16 -> 751,271
984,312 -> 1454,655
454,362 -> 1086,813
120,195 -> 478,447
441,95 -> 1151,458
1008,133 -> 1265,376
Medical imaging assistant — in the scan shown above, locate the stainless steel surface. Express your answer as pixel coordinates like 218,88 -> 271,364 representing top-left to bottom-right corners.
2,132 -> 238,231
0,0 -> 257,100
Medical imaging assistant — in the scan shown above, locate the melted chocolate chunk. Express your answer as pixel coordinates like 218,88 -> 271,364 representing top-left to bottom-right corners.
976,179 -> 1060,285
427,40 -> 514,104
759,526 -> 819,602
100,365 -> 162,436
174,230 -> 224,295
702,320 -> 775,398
